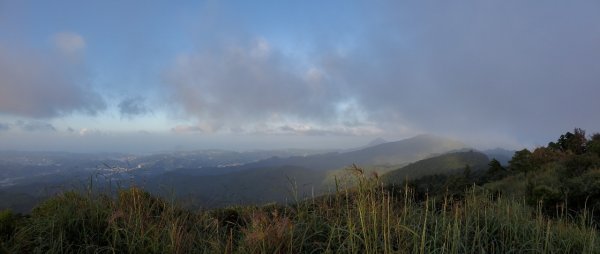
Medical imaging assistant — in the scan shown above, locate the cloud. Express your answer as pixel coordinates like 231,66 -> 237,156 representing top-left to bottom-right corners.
0,35 -> 106,118
277,124 -> 383,136
171,123 -> 218,134
78,128 -> 104,136
164,37 -> 373,135
118,97 -> 150,119
52,32 -> 86,55
171,125 -> 209,134
16,121 -> 56,132
165,38 -> 312,122
164,1 -> 600,144
0,122 -> 9,131
346,1 -> 600,142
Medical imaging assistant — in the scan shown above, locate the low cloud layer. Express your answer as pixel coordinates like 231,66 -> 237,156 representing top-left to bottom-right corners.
0,32 -> 106,118
16,121 -> 56,132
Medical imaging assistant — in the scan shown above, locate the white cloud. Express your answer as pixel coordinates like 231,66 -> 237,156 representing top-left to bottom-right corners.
52,32 -> 86,55
164,37 -> 360,135
78,128 -> 104,136
0,39 -> 105,118
249,37 -> 271,58
277,123 -> 383,136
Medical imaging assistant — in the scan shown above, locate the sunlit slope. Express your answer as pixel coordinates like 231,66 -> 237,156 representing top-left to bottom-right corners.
239,134 -> 467,171
382,150 -> 490,185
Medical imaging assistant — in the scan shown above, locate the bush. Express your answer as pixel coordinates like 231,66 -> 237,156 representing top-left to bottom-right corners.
0,209 -> 17,242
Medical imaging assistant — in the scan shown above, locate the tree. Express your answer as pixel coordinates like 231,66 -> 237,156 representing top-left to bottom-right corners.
552,128 -> 587,155
463,165 -> 472,179
0,209 -> 17,243
488,159 -> 504,173
587,133 -> 600,157
531,147 -> 563,165
509,149 -> 535,172
485,159 -> 507,181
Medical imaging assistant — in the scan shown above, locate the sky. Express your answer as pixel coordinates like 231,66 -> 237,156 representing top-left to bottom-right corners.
1,0 -> 599,153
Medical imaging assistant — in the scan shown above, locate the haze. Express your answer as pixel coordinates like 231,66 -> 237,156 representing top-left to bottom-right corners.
1,1 -> 599,153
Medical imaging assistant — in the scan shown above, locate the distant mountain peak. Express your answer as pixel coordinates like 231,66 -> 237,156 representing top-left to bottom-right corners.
407,134 -> 465,145
409,133 -> 445,140
366,137 -> 387,147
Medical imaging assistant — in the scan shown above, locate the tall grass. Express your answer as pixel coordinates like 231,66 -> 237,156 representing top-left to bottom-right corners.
2,166 -> 598,253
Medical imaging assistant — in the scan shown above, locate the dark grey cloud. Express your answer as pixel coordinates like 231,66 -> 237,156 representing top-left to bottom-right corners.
351,1 -> 600,143
0,36 -> 106,118
164,1 -> 600,145
118,97 -> 150,119
16,120 -> 56,132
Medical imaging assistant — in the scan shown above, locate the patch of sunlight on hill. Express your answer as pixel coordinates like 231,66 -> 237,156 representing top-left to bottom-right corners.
382,151 -> 490,185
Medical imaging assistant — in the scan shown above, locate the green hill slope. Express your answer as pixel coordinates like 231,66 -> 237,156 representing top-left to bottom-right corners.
382,150 -> 489,185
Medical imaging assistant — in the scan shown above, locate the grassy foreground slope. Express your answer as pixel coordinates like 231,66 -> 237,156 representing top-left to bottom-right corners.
0,169 -> 598,253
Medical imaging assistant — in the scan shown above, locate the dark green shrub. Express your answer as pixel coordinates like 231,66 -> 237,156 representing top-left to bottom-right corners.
0,209 -> 17,242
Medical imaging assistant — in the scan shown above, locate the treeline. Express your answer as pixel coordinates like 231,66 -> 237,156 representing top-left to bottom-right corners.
394,128 -> 600,222
508,128 -> 600,215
